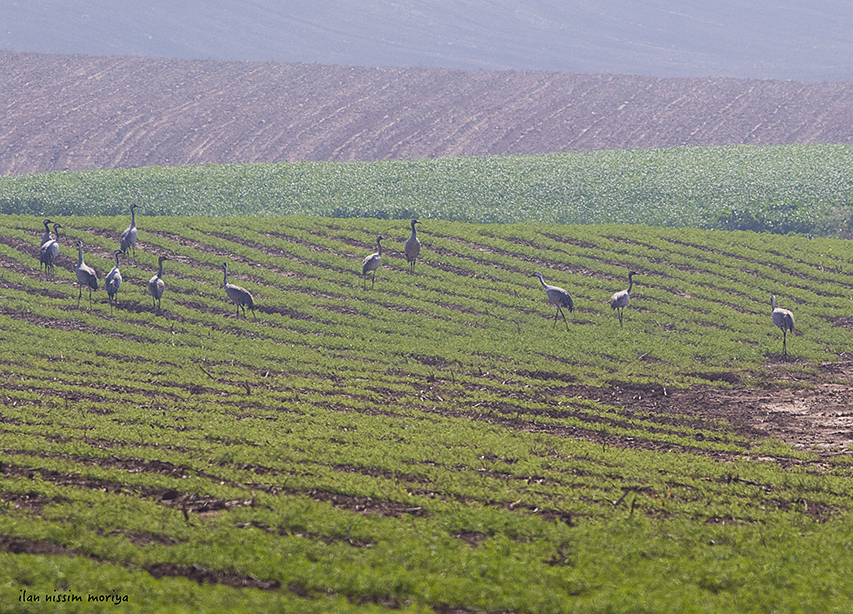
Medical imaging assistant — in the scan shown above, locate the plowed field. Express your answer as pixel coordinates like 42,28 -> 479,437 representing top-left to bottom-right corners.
3,50 -> 853,175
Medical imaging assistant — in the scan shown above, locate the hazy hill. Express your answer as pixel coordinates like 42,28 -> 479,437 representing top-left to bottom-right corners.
3,1 -> 853,81
2,50 -> 853,176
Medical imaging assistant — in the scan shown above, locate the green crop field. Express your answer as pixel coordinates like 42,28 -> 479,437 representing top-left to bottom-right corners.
3,208 -> 853,612
2,143 -> 853,235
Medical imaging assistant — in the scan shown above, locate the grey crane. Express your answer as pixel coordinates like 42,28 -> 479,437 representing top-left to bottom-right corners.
532,272 -> 574,331
771,294 -> 795,358
75,240 -> 99,308
610,271 -> 637,328
222,262 -> 256,318
404,219 -> 421,274
361,235 -> 385,289
39,223 -> 62,276
40,218 -> 54,246
148,255 -> 170,311
105,250 -> 124,311
119,203 -> 139,257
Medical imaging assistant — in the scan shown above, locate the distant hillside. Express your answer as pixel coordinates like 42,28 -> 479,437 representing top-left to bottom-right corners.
2,50 -> 853,176
4,1 -> 853,81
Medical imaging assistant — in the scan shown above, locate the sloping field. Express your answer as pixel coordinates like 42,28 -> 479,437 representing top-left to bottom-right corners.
3,214 -> 853,611
3,50 -> 853,176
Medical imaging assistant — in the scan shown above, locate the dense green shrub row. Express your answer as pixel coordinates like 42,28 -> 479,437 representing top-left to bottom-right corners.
2,143 -> 853,235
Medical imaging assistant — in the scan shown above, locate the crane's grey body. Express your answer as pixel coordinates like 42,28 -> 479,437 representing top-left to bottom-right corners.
404,219 -> 421,273
771,294 -> 795,358
105,250 -> 123,310
361,235 -> 385,289
75,240 -> 98,308
148,255 -> 169,311
610,271 -> 637,328
533,272 -> 574,331
222,262 -> 256,318
120,203 -> 139,256
39,223 -> 62,276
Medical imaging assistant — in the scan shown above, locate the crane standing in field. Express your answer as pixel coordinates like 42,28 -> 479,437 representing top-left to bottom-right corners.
610,271 -> 637,328
222,262 -> 256,318
532,272 -> 574,331
148,255 -> 170,311
771,294 -> 795,358
75,240 -> 99,308
362,235 -> 385,289
39,222 -> 62,276
404,219 -> 421,274
105,250 -> 124,311
119,203 -> 140,257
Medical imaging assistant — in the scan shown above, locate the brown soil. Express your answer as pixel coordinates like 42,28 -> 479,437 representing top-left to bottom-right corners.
552,362 -> 853,453
2,50 -> 853,176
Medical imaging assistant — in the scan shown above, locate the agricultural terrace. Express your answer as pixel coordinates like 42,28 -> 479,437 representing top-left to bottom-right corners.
3,210 -> 853,612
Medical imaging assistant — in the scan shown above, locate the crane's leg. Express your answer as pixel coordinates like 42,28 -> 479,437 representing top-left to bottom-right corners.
77,287 -> 82,308
558,307 -> 568,331
371,271 -> 376,289
783,330 -> 787,358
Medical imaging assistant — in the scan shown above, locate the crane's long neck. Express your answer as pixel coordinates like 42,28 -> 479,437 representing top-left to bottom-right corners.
114,253 -> 120,267
771,295 -> 776,311
77,246 -> 84,266
410,221 -> 417,239
627,274 -> 634,294
223,267 -> 228,287
130,207 -> 136,227
158,260 -> 165,278
53,225 -> 60,241
537,274 -> 548,290
377,239 -> 383,256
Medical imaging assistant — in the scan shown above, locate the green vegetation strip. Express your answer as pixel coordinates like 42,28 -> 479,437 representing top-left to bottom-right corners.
2,214 -> 853,612
2,143 -> 853,235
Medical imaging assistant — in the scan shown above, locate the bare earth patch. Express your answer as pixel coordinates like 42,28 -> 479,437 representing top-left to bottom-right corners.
593,360 -> 853,453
